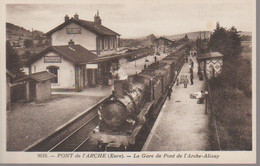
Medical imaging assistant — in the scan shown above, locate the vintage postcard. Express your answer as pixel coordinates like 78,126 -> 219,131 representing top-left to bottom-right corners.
0,0 -> 256,164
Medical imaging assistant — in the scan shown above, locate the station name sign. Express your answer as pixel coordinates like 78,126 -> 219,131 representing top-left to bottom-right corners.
44,56 -> 62,63
86,64 -> 98,69
66,27 -> 81,34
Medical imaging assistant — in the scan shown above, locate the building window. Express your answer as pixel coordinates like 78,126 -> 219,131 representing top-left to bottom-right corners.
107,37 -> 110,49
47,66 -> 59,83
102,37 -> 104,50
113,37 -> 116,49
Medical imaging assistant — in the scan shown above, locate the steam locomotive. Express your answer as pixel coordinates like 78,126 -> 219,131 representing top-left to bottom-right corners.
88,48 -> 187,151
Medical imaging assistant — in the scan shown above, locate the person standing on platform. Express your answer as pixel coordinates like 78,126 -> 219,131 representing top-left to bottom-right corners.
168,86 -> 173,100
190,73 -> 193,85
183,76 -> 189,88
198,66 -> 203,80
190,67 -> 193,76
185,56 -> 188,63
154,56 -> 157,62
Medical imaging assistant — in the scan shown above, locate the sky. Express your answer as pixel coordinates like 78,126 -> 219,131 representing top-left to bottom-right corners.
6,0 -> 254,38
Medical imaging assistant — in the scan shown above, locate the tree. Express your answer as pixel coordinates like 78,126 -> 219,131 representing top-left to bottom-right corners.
23,39 -> 33,48
6,41 -> 24,76
209,22 -> 241,59
209,22 -> 228,55
227,26 -> 242,57
208,24 -> 251,150
184,34 -> 188,40
22,50 -> 32,60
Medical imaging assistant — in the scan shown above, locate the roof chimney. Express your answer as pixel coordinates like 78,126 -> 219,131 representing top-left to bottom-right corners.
94,10 -> 101,25
65,15 -> 69,22
74,13 -> 79,20
68,39 -> 74,46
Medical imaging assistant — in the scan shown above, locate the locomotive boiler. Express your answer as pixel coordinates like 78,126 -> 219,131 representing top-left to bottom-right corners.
98,79 -> 147,132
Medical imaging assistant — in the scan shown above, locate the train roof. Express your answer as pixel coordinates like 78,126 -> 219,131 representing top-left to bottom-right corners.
161,59 -> 176,65
162,57 -> 178,61
137,73 -> 157,80
162,64 -> 171,69
141,68 -> 166,78
146,61 -> 168,69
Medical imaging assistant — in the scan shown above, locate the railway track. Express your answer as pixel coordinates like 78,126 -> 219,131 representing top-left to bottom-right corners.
24,95 -> 112,152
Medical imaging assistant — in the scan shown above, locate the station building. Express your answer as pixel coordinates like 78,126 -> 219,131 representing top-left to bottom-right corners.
26,12 -> 121,91
26,41 -> 98,91
155,37 -> 175,54
45,12 -> 120,57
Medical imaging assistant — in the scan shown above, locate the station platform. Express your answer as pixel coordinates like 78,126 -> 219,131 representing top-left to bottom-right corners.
142,57 -> 210,151
7,85 -> 112,151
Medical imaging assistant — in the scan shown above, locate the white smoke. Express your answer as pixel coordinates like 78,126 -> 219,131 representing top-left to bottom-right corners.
114,68 -> 128,80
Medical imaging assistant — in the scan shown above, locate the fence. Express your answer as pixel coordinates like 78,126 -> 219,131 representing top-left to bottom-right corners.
205,81 -> 222,150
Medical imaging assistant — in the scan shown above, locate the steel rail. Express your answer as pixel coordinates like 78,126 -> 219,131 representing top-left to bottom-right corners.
73,137 -> 90,152
48,114 -> 98,152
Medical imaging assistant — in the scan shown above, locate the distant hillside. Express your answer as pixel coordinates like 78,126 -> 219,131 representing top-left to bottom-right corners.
239,31 -> 252,36
121,30 -> 252,47
6,22 -> 44,37
6,22 -> 48,51
121,34 -> 156,48
6,22 -> 31,36
166,31 -> 213,41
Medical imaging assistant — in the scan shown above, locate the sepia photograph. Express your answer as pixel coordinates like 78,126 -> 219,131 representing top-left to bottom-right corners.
1,0 -> 256,164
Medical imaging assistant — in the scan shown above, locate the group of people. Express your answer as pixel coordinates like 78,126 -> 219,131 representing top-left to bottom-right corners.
180,58 -> 194,88
167,51 -> 205,101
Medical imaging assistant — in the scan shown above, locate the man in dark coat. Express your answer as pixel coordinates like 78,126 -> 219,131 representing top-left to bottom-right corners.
190,73 -> 193,85
168,86 -> 173,100
191,60 -> 194,68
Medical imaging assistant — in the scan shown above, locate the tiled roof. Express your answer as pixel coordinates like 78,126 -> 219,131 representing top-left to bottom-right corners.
26,44 -> 98,65
15,71 -> 56,83
198,52 -> 224,60
45,18 -> 120,36
53,45 -> 98,64
89,47 -> 153,63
